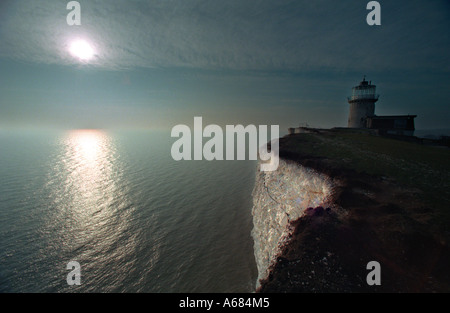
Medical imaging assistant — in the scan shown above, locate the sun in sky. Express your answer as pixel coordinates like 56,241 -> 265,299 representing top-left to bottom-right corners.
69,39 -> 95,61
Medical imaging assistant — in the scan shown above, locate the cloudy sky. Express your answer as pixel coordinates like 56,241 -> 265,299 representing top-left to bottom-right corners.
0,0 -> 449,131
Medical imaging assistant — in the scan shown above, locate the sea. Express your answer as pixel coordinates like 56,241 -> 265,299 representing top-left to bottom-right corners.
0,129 -> 258,292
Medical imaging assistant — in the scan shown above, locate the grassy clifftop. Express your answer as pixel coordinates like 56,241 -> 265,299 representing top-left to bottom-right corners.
279,129 -> 450,228
258,129 -> 450,292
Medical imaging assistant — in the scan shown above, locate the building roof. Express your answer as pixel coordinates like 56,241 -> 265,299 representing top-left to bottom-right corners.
368,115 -> 417,119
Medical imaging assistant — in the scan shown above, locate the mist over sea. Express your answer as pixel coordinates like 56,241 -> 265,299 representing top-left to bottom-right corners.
0,129 -> 258,292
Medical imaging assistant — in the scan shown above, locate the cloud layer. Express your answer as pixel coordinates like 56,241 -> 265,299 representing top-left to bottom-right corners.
0,0 -> 449,72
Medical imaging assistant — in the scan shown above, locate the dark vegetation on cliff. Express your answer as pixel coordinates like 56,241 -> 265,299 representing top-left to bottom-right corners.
258,129 -> 450,292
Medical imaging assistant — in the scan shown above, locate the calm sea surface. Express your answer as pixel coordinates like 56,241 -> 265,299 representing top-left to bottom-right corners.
0,129 -> 258,292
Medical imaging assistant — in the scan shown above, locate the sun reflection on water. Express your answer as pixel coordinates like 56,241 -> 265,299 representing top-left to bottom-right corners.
64,130 -> 113,198
71,130 -> 104,163
42,129 -> 142,291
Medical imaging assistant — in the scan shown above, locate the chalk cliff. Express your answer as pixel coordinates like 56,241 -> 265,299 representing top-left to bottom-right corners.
251,159 -> 334,285
251,130 -> 450,292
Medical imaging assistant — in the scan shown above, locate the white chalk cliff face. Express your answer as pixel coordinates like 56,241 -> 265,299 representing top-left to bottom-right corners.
251,159 -> 335,285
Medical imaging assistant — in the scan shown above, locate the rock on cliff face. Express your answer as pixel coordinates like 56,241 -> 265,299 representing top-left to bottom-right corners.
251,159 -> 334,285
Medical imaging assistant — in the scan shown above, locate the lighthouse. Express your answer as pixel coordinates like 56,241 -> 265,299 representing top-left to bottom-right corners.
347,76 -> 379,128
289,76 -> 416,136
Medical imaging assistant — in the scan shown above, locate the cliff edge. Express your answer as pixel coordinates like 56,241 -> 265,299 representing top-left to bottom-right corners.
253,129 -> 450,292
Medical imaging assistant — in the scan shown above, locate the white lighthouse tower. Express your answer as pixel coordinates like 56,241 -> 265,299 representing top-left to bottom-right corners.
347,76 -> 379,128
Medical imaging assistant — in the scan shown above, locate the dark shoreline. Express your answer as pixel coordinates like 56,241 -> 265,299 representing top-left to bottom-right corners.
257,130 -> 450,292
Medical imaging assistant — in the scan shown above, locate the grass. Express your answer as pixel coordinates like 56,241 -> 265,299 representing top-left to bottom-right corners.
280,129 -> 450,225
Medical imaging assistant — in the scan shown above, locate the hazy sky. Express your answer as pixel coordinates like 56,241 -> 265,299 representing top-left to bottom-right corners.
0,0 -> 449,131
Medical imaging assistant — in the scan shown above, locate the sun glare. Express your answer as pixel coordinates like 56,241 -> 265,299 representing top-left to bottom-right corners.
69,40 -> 95,61
71,130 -> 105,162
